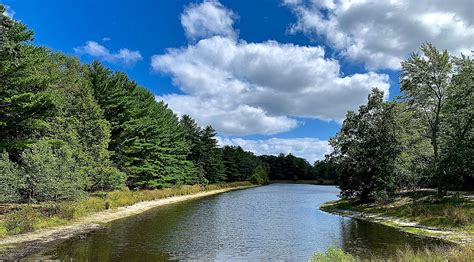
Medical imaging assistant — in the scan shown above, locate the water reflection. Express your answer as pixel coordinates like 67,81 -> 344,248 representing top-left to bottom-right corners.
28,184 -> 447,261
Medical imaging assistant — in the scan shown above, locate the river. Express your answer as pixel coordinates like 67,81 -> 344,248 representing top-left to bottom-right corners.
28,184 -> 446,261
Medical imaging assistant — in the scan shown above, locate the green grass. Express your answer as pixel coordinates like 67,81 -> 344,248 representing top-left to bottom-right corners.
0,182 -> 253,238
321,193 -> 474,233
310,245 -> 474,262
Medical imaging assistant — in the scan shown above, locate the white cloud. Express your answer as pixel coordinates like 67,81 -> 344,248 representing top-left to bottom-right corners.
102,37 -> 111,42
285,0 -> 474,70
218,137 -> 332,163
74,41 -> 142,65
152,36 -> 389,135
3,5 -> 15,18
181,0 -> 237,41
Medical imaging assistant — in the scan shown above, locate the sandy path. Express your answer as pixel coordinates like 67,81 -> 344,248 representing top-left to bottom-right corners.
0,185 -> 255,260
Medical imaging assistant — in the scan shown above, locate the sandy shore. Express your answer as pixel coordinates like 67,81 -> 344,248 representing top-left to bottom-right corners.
321,208 -> 473,245
0,185 -> 255,260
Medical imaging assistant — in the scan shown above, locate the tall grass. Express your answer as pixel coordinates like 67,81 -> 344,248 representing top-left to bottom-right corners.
310,245 -> 474,262
0,182 -> 252,237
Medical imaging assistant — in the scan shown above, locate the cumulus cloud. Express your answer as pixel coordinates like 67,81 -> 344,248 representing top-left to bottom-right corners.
218,137 -> 332,163
285,0 -> 474,70
152,36 -> 389,135
3,5 -> 15,18
181,0 -> 237,41
74,41 -> 142,65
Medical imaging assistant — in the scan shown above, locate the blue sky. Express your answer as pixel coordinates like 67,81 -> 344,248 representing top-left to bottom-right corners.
3,0 -> 472,162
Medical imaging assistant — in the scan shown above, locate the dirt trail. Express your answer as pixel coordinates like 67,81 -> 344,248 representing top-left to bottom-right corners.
0,185 -> 255,260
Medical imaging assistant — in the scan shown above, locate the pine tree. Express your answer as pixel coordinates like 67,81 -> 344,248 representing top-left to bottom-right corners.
0,9 -> 57,156
199,126 -> 226,183
88,63 -> 198,188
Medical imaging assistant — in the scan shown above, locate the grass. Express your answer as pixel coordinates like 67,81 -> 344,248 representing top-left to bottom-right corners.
321,193 -> 474,233
310,245 -> 474,262
0,181 -> 253,238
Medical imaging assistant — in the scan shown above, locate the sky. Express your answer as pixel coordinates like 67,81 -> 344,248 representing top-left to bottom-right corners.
3,0 -> 473,163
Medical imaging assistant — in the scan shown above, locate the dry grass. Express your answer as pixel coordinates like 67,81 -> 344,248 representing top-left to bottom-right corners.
0,182 -> 252,237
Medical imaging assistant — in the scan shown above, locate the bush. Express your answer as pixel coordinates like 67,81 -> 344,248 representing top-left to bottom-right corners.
310,247 -> 357,262
0,153 -> 23,203
20,141 -> 88,203
4,207 -> 40,234
88,165 -> 126,192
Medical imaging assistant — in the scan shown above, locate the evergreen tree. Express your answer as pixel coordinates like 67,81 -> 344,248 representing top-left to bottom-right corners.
199,126 -> 226,183
0,153 -> 22,203
88,63 -> 197,188
0,9 -> 57,156
223,146 -> 260,181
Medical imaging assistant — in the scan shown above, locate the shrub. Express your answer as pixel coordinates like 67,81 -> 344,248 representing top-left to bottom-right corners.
88,165 -> 126,192
0,153 -> 23,203
4,207 -> 40,234
310,247 -> 358,262
20,141 -> 88,203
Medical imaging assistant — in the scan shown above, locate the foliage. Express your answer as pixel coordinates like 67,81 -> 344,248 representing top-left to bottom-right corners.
19,141 -> 88,203
438,55 -> 474,190
313,158 -> 337,184
223,146 -> 260,182
4,206 -> 38,235
330,89 -> 400,203
0,8 -> 274,207
400,43 -> 453,194
329,44 -> 472,200
310,245 -> 474,262
88,63 -> 197,189
249,165 -> 270,185
310,247 -> 357,262
0,11 -> 57,155
0,153 -> 22,203
180,115 -> 226,183
260,153 -> 316,181
392,103 -> 433,193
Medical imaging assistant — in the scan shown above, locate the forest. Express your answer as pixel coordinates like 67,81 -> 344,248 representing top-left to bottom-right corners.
0,7 -> 333,205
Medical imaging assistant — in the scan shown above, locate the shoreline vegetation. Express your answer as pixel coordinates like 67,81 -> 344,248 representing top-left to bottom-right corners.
311,41 -> 473,261
314,192 -> 474,261
271,179 -> 335,185
0,182 -> 255,260
310,245 -> 474,262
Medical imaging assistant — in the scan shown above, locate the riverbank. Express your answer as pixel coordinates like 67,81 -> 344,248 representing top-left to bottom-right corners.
0,182 -> 255,260
271,179 -> 335,185
310,245 -> 474,261
320,193 -> 474,245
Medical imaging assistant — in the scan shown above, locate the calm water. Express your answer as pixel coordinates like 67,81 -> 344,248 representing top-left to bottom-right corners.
29,184 -> 447,261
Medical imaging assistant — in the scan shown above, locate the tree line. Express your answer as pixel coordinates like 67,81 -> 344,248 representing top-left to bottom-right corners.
329,43 -> 473,203
0,9 -> 252,203
0,7 -> 334,204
